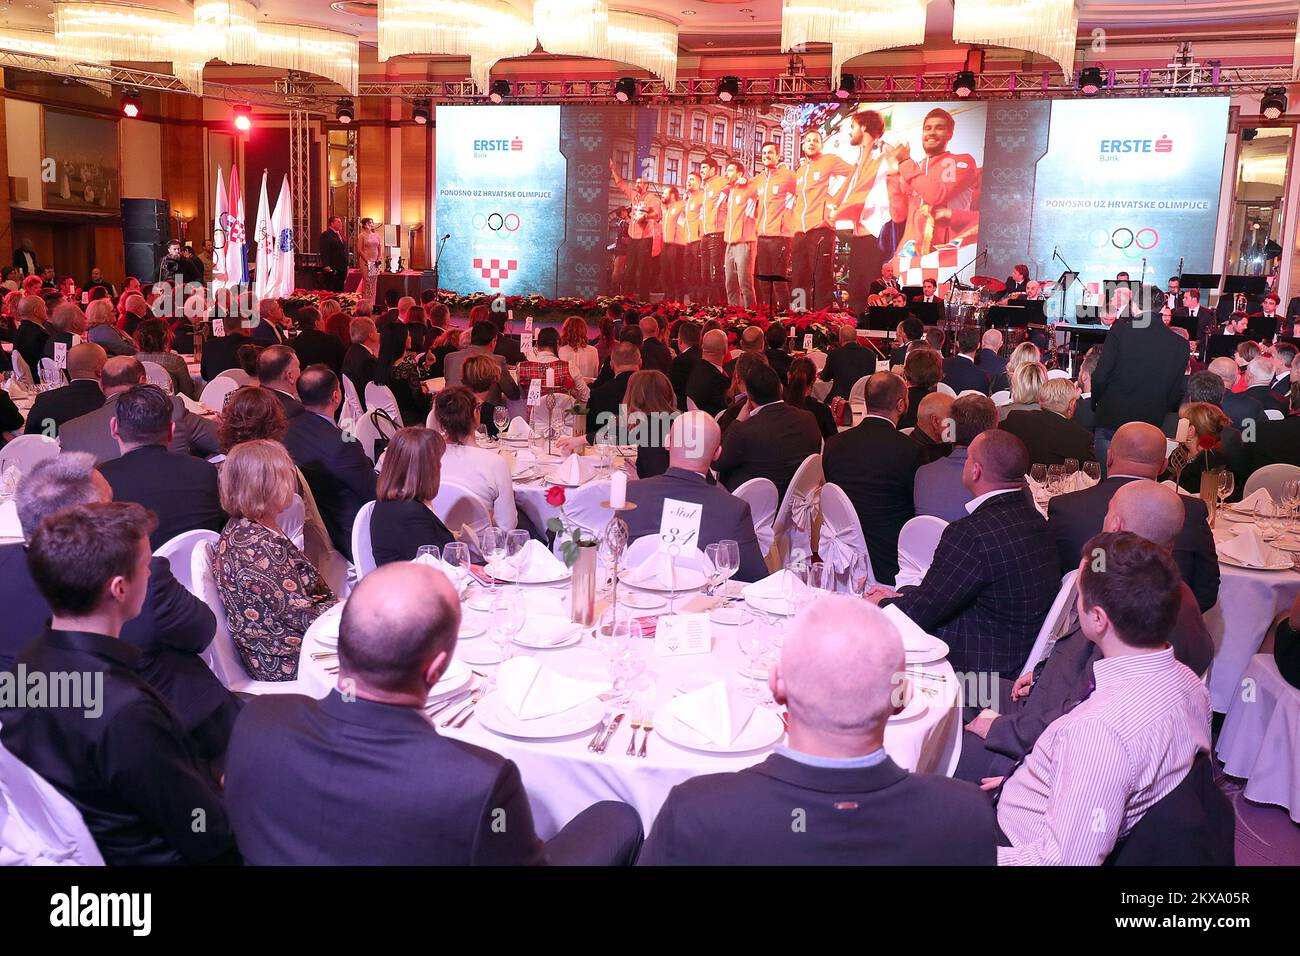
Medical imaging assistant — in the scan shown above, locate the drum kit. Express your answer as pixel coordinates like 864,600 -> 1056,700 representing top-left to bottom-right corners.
948,274 -> 1006,328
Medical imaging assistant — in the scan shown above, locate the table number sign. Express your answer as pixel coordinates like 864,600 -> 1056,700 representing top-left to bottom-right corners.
520,331 -> 534,356
527,378 -> 542,406
655,613 -> 712,657
54,342 -> 67,369
802,333 -> 814,351
211,318 -> 226,338
659,498 -> 702,552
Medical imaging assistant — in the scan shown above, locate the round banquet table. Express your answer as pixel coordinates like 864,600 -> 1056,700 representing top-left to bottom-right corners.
297,579 -> 963,839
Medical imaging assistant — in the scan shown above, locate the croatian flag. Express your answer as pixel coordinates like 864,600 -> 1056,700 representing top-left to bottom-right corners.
225,164 -> 248,290
895,240 -> 963,287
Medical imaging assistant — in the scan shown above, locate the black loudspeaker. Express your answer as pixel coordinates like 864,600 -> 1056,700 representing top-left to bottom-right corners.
121,198 -> 170,282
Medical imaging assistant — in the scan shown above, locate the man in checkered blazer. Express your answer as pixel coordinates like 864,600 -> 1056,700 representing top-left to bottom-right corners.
868,430 -> 1059,683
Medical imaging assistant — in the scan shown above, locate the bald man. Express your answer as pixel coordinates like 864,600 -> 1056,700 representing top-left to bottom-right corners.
622,411 -> 768,582
638,315 -> 673,375
23,341 -> 108,436
1046,421 -> 1219,611
912,391 -> 954,464
226,563 -> 642,865
870,430 -> 1059,686
640,596 -> 996,865
684,328 -> 731,416
957,481 -> 1214,783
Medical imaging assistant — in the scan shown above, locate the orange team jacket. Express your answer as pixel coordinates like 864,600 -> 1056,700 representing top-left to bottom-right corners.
683,190 -> 705,244
791,153 -> 855,234
701,175 -> 731,235
744,166 -> 797,238
896,150 -> 979,211
662,200 -> 688,246
723,183 -> 757,244
833,145 -> 910,238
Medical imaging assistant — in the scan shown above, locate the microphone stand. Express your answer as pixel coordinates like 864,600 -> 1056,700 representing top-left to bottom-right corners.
432,234 -> 450,294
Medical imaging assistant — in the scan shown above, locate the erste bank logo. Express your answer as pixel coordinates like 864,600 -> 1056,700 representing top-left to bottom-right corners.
1099,134 -> 1173,162
473,136 -> 524,159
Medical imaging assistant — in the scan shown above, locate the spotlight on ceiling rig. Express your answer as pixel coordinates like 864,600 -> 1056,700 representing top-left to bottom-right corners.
614,77 -> 638,102
717,75 -> 740,102
835,74 -> 856,100
1078,66 -> 1105,96
412,100 -> 430,125
232,103 -> 252,132
1261,87 -> 1288,120
488,79 -> 511,104
953,70 -> 976,98
120,92 -> 141,118
336,99 -> 355,124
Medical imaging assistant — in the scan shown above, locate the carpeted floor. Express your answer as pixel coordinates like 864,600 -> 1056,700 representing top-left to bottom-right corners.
1215,765 -> 1300,865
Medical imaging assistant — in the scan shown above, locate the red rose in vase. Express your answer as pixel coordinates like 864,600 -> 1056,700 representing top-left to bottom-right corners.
544,485 -> 566,507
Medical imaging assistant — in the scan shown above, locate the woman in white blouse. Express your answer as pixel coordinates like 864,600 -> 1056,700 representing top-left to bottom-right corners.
432,384 -> 517,530
557,315 -> 600,383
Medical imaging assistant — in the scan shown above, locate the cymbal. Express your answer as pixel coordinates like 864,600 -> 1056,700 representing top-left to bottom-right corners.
971,275 -> 1006,292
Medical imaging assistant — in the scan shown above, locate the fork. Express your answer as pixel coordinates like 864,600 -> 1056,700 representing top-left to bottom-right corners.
587,712 -> 611,751
625,713 -> 642,756
441,688 -> 483,728
638,716 -> 653,758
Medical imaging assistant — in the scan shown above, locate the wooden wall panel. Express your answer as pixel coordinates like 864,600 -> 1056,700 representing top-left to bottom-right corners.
160,95 -> 207,245
401,124 -> 427,267
0,82 -> 12,265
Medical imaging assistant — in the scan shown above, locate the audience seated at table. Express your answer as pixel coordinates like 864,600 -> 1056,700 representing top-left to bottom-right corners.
638,315 -> 674,376
724,325 -> 765,378
824,372 -> 923,585
976,328 -> 1008,382
58,355 -> 221,463
914,393 -> 999,523
517,327 -> 590,403
22,341 -> 106,436
290,306 -> 346,379
941,328 -> 992,395
640,596 -> 996,865
869,431 -> 1059,686
716,362 -> 822,499
910,391 -> 953,465
133,318 -> 198,399
85,297 -> 137,357
39,301 -> 88,367
1248,380 -> 1300,470
0,501 -> 237,865
1203,358 -> 1263,429
622,369 -> 676,479
715,351 -> 768,433
341,316 -> 380,408
685,329 -> 731,417
1242,356 -> 1288,416
586,341 -> 642,442
370,426 -> 456,565
998,360 -> 1045,422
989,340 -> 1037,397
282,365 -> 378,561
199,315 -> 252,384
818,323 -> 877,402
224,562 -> 643,864
98,384 -> 225,550
212,439 -> 337,682
784,355 -> 837,440
433,385 -> 518,531
1172,400 -> 1247,505
373,321 -> 434,426
993,530 -> 1212,865
622,411 -> 768,582
255,345 -> 305,420
1070,346 -> 1102,432
762,323 -> 792,384
898,348 -> 941,432
218,385 -> 289,453
669,321 -> 702,412
999,377 -> 1096,467
443,321 -> 520,407
558,314 -> 600,382
425,324 -> 463,380
12,293 -> 50,379
1047,421 -> 1219,612
960,481 -> 1214,785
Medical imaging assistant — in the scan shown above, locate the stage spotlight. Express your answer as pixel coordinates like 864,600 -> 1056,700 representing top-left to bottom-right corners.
336,99 -> 355,125
1261,87 -> 1288,120
120,92 -> 141,118
953,71 -> 976,98
835,74 -> 856,100
1243,128 -> 1258,142
718,76 -> 740,102
1078,67 -> 1105,96
232,104 -> 252,133
412,100 -> 430,125
488,80 -> 511,104
614,77 -> 638,102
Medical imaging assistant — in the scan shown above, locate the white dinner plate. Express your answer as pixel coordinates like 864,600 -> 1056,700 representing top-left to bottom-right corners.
904,635 -> 950,665
619,567 -> 709,593
488,566 -> 572,585
543,472 -> 591,488
656,706 -> 786,755
710,605 -> 753,626
475,692 -> 606,740
459,643 -> 508,666
1219,510 -> 1257,523
619,591 -> 667,610
427,659 -> 472,700
458,621 -> 486,640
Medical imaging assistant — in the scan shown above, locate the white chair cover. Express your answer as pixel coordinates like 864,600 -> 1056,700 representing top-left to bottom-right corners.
848,375 -> 871,405
364,382 -> 402,424
340,374 -> 365,424
957,389 -> 984,398
0,740 -> 103,865
279,494 -> 305,552
1046,368 -> 1072,380
1018,569 -> 1080,677
990,389 -> 1012,406
350,500 -> 378,579
894,515 -> 949,589
732,477 -> 779,564
556,479 -> 615,545
0,435 -> 59,475
899,426 -> 915,436
352,408 -> 399,464
772,453 -> 823,566
1242,463 -> 1300,500
431,481 -> 493,555
10,350 -> 35,389
1216,653 -> 1300,823
38,357 -> 63,386
141,360 -> 174,394
154,528 -> 223,597
199,375 -> 239,411
624,536 -> 710,574
935,381 -> 956,397
817,481 -> 872,589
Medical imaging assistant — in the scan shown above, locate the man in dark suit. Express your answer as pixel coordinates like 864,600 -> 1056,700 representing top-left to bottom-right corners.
1202,359 -> 1264,430
958,481 -> 1214,783
1249,405 -> 1300,470
225,562 -> 642,864
57,356 -> 221,463
97,385 -> 225,550
12,239 -> 38,277
342,316 -> 380,406
722,326 -> 765,379
975,328 -> 1007,382
487,309 -> 525,366
638,315 -> 673,375
763,324 -> 792,384
256,345 -> 304,419
640,596 -> 996,865
889,317 -> 925,366
282,365 -> 377,561
715,363 -> 821,500
1071,346 -> 1102,432
669,321 -> 702,412
250,298 -> 290,347
1171,289 -> 1209,339
999,377 -> 1096,466
199,322 -> 252,383
819,324 -> 877,401
0,452 -> 238,762
1271,343 -> 1296,397
911,391 -> 954,466
1242,356 -> 1288,416
23,342 -> 106,436
585,341 -> 641,442
1091,311 -> 1189,463
870,431 -> 1060,681
942,328 -> 991,395
685,328 -> 731,417
319,216 -> 349,292
1046,422 -> 1219,612
823,372 -> 923,585
443,321 -> 520,405
0,502 -> 237,866
12,293 -> 50,379
291,308 -> 346,378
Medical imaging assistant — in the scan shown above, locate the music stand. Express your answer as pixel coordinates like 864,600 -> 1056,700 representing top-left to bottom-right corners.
1179,273 -> 1221,290
1206,334 -> 1248,360
756,273 -> 790,316
864,305 -> 909,331
1223,275 -> 1269,296
908,301 -> 943,325
988,305 -> 1030,329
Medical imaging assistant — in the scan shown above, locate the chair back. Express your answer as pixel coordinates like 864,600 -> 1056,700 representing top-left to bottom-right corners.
0,740 -> 103,865
732,477 -> 779,564
340,374 -> 365,424
364,382 -> 402,423
772,453 -> 823,564
154,528 -> 222,597
990,389 -> 1012,406
279,494 -> 305,551
199,375 -> 239,411
894,515 -> 948,589
10,350 -> 35,389
1018,569 -> 1080,677
817,481 -> 872,590
431,481 -> 493,555
38,357 -> 64,387
1242,463 -> 1300,500
899,426 -> 915,436
935,381 -> 956,397
352,407 -> 400,463
848,374 -> 870,405
957,389 -> 984,398
1104,753 -> 1234,865
140,360 -> 174,394
351,499 -> 378,579
559,479 -> 615,539
0,434 -> 59,476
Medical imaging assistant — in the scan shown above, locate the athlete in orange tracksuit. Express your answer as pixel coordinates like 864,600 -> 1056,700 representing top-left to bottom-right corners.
659,186 -> 688,303
681,171 -> 705,303
736,142 -> 796,312
722,159 -> 759,307
791,131 -> 854,310
699,158 -> 732,305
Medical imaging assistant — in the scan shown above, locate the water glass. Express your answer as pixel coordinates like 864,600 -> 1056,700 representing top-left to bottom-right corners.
415,545 -> 440,563
1063,458 -> 1080,476
1029,463 -> 1047,487
704,543 -> 726,596
493,406 -> 510,435
505,529 -> 530,586
1216,469 -> 1235,520
738,632 -> 771,700
849,552 -> 873,597
715,539 -> 740,586
480,527 -> 508,591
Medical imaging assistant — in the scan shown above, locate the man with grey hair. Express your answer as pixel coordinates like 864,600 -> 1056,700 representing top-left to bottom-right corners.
685,328 -> 731,416
818,322 -> 878,402
999,376 -> 1095,466
342,315 -> 379,404
912,390 -> 954,465
12,293 -> 50,377
914,393 -> 998,522
957,480 -> 1213,783
975,327 -> 1006,381
1206,355 -> 1264,428
638,314 -> 672,375
0,451 -> 237,759
1269,342 -> 1297,396
1243,354 -> 1288,416
640,595 -> 996,864
225,562 -> 642,864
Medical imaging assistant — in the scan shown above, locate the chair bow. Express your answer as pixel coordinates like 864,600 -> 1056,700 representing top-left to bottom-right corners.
818,515 -> 857,575
788,485 -> 822,533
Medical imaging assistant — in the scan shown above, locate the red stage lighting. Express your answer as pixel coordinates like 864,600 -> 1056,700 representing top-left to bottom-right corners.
121,93 -> 141,118
233,104 -> 253,132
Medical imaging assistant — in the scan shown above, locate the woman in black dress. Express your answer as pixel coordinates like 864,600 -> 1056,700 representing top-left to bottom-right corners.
783,356 -> 837,440
370,426 -> 455,565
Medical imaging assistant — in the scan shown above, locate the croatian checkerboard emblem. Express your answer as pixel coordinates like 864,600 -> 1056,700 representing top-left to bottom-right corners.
473,257 -> 517,288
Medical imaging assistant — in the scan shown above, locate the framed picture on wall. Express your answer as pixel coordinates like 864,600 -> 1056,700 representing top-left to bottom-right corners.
41,107 -> 120,212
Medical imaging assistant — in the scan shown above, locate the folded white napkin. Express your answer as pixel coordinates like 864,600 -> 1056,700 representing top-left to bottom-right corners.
412,551 -> 468,589
496,656 -> 610,720
4,377 -> 32,400
0,498 -> 21,539
503,416 -> 533,440
667,681 -> 754,747
484,538 -> 567,582
623,547 -> 707,588
741,569 -> 813,604
1219,526 -> 1277,567
1234,488 -> 1279,516
514,614 -> 582,646
1028,471 -> 1095,498
549,453 -> 593,486
880,603 -> 936,653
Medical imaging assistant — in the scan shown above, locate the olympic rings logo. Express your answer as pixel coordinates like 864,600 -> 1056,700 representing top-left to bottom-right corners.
1089,226 -> 1159,259
472,212 -> 521,232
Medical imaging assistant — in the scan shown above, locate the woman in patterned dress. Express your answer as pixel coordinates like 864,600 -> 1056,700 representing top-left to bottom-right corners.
356,217 -> 382,308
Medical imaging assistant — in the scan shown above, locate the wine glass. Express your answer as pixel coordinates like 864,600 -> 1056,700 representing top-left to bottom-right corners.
441,541 -> 471,592
1046,464 -> 1066,496
849,552 -> 873,597
1281,478 -> 1300,533
704,543 -> 725,597
499,598 -> 526,648
505,529 -> 530,589
475,422 -> 491,446
1216,469 -> 1235,523
415,544 -> 440,563
715,539 -> 740,594
1029,463 -> 1047,487
1082,460 -> 1101,483
738,631 -> 771,701
480,527 -> 508,594
493,405 -> 509,436
1063,458 -> 1080,476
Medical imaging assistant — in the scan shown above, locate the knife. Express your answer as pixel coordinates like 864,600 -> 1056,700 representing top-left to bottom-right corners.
595,712 -> 625,754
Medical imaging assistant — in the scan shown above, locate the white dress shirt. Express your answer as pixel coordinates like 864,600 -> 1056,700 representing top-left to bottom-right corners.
440,442 -> 517,530
963,487 -> 1019,515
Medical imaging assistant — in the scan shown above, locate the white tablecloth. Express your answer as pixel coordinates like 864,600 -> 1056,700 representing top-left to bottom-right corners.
297,581 -> 962,839
1205,551 -> 1300,713
1216,654 -> 1300,823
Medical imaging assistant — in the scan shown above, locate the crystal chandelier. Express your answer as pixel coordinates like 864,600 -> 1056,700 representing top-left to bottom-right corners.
607,11 -> 678,86
379,0 -> 539,95
534,0 -> 610,60
951,0 -> 1078,78
781,0 -> 927,87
